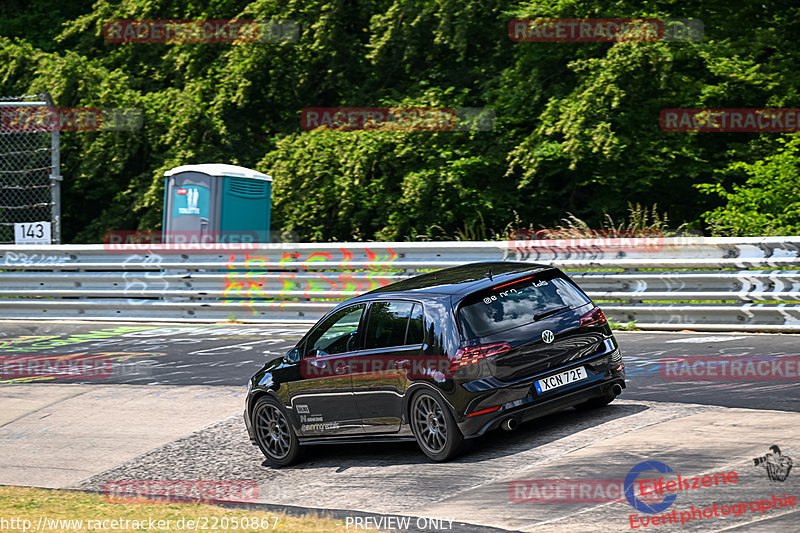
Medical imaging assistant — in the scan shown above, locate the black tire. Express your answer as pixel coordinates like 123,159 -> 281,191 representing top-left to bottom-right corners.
252,396 -> 302,467
409,390 -> 465,461
574,391 -> 617,410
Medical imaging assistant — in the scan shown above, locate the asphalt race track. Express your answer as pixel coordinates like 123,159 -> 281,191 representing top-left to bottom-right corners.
1,321 -> 799,532
1,322 -> 797,410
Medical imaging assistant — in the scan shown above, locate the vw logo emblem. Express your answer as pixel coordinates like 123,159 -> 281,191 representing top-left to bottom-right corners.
542,330 -> 555,344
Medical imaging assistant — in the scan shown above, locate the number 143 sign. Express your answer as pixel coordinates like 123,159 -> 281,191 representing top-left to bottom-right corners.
14,222 -> 52,245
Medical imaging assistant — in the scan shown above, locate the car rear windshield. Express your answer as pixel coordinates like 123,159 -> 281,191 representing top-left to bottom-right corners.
458,271 -> 592,338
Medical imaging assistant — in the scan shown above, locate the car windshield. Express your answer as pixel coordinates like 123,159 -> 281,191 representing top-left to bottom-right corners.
458,272 -> 591,338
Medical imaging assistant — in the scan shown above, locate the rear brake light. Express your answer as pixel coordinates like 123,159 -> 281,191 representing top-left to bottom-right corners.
580,307 -> 607,327
450,343 -> 511,370
491,275 -> 537,291
467,405 -> 501,417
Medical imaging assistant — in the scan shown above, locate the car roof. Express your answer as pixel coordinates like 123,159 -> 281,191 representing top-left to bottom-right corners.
359,261 -> 554,300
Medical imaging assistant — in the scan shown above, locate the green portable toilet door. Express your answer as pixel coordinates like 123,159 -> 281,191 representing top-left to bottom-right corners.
220,177 -> 271,243
165,172 -> 214,239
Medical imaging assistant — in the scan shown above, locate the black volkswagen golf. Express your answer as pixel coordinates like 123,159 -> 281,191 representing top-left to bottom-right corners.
244,261 -> 625,466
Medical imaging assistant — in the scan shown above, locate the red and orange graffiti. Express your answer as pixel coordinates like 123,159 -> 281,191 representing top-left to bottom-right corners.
221,248 -> 398,315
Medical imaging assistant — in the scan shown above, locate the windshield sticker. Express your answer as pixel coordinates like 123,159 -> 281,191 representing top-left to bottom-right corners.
484,279 -> 549,303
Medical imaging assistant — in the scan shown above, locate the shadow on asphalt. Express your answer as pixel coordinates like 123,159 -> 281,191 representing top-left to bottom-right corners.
264,402 -> 650,471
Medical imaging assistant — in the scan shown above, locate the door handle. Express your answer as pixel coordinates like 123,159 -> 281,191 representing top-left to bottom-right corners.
334,364 -> 351,375
309,360 -> 327,368
395,359 -> 411,369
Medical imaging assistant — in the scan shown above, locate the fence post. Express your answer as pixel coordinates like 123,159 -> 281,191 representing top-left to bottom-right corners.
42,92 -> 62,244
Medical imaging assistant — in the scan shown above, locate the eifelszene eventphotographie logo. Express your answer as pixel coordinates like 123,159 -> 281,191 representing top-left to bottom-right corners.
753,445 -> 793,482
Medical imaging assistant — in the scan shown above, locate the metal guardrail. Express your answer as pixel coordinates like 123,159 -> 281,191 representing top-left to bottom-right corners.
0,237 -> 799,330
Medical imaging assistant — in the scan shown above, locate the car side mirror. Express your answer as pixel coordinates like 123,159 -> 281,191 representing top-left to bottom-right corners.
346,330 -> 358,351
284,348 -> 300,364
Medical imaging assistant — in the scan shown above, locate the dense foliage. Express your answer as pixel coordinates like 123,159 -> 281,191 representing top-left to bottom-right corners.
1,0 -> 798,242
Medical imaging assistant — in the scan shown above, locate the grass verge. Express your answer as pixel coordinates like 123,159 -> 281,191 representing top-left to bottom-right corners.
0,486 -> 356,532
608,320 -> 640,331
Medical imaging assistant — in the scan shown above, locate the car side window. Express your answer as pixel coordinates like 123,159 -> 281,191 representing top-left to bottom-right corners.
305,304 -> 366,357
406,303 -> 425,345
364,301 -> 423,350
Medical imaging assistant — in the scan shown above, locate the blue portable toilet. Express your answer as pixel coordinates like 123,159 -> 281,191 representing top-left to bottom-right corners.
163,163 -> 272,243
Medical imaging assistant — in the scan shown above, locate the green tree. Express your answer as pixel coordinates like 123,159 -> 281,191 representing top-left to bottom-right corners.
1,0 -> 799,242
699,134 -> 800,236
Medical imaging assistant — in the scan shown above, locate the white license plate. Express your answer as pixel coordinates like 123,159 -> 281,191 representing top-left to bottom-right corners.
534,366 -> 588,393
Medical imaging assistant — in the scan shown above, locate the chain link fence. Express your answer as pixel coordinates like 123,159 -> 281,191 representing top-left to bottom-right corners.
0,93 -> 60,244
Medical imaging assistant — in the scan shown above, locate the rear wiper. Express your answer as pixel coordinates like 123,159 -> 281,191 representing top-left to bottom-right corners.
534,306 -> 569,321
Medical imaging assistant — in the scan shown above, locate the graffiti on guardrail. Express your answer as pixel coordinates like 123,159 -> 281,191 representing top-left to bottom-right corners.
3,251 -> 63,266
122,253 -> 169,303
606,307 -> 800,329
221,248 -> 398,315
1,239 -> 798,326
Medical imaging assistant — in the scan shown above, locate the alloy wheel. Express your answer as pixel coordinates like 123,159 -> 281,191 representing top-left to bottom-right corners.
412,393 -> 448,454
255,402 -> 292,459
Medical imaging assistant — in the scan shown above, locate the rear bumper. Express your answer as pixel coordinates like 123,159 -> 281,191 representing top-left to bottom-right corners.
464,376 -> 625,437
456,346 -> 626,437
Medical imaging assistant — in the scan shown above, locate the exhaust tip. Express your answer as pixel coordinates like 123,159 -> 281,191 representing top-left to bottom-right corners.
611,383 -> 623,396
501,417 -> 518,431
